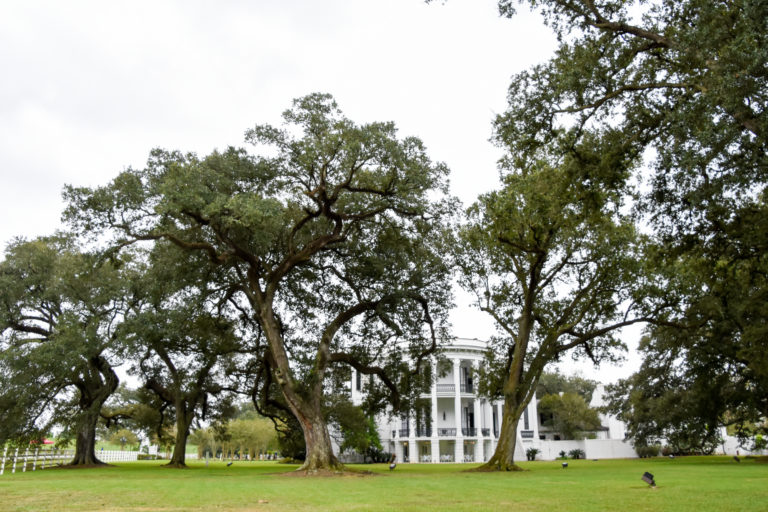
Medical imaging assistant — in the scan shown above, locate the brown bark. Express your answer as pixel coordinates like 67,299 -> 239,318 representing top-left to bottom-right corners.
164,400 -> 193,468
473,401 -> 524,472
69,408 -> 104,466
68,357 -> 119,467
292,399 -> 342,473
258,301 -> 343,473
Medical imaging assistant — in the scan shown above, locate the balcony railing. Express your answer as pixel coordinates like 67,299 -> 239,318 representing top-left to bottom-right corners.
436,383 -> 475,393
481,428 -> 490,437
521,430 -> 534,439
437,428 -> 456,437
462,427 -> 477,436
415,427 -> 432,438
398,429 -> 410,437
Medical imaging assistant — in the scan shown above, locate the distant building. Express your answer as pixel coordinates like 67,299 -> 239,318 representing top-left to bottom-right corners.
349,337 -> 636,463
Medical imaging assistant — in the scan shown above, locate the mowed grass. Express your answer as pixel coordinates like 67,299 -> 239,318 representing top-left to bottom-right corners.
0,456 -> 765,512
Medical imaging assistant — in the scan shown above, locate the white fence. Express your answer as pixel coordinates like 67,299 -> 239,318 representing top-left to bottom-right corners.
531,439 -> 637,460
0,447 -> 71,475
95,450 -> 139,462
0,447 -> 139,475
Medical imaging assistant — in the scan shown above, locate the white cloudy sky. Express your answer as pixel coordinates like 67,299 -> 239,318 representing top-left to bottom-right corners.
0,0 -> 642,383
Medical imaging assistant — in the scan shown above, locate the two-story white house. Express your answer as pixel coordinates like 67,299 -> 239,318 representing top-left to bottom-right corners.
347,337 -> 641,463
350,337 -> 537,463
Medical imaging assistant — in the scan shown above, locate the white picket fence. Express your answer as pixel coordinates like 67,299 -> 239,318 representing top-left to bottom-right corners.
0,447 -> 139,475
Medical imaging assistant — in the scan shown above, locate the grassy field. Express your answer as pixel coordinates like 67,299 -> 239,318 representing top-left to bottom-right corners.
0,456 -> 765,511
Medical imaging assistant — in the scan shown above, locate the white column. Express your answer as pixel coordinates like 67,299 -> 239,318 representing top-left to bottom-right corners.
473,361 -> 483,462
496,401 -> 505,445
453,358 -> 464,463
487,400 -> 497,455
395,439 -> 404,464
431,358 -> 440,463
408,416 -> 417,463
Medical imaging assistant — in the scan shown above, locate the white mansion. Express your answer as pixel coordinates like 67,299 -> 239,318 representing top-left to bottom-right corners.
348,337 -> 636,463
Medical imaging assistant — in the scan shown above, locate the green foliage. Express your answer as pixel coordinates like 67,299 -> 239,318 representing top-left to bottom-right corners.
494,0 -> 768,448
456,138 -> 661,468
753,435 -> 766,452
538,392 -> 602,440
276,413 -> 307,462
525,447 -> 540,461
567,449 -> 585,460
536,372 -> 597,403
496,0 -> 767,227
328,398 -> 382,463
604,367 -> 724,455
107,428 -> 139,450
0,235 -> 137,463
635,445 -> 661,458
192,413 -> 278,460
65,93 -> 456,469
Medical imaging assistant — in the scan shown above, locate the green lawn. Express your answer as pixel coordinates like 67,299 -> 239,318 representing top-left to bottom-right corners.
0,456 -> 765,511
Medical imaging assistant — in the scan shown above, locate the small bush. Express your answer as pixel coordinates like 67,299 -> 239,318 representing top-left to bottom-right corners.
526,448 -> 540,461
568,449 -> 585,460
558,450 -> 567,459
137,454 -> 158,461
636,445 -> 661,458
753,434 -> 766,452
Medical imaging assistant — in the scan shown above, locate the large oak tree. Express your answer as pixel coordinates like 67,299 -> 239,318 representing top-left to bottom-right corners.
490,0 -> 768,441
456,138 -> 667,471
0,236 -> 134,465
65,94 -> 454,472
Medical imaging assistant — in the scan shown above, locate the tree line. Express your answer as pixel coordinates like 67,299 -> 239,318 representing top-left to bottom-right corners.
2,0 -> 766,473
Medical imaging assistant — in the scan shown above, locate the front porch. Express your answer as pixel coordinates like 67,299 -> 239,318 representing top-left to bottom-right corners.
391,438 -> 496,464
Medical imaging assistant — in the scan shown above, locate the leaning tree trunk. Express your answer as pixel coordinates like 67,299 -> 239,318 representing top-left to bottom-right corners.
261,313 -> 342,472
475,401 -> 524,472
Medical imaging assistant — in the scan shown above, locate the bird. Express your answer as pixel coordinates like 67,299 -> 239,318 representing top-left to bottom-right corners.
227,461 -> 233,467
389,454 -> 396,471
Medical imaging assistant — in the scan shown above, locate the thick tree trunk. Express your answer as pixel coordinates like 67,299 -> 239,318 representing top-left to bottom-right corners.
258,302 -> 343,472
297,405 -> 342,472
69,359 -> 119,466
165,401 -> 192,468
279,391 -> 341,472
474,401 -> 523,472
69,408 -> 104,466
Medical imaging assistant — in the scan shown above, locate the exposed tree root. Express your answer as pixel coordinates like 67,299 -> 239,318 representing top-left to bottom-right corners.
162,462 -> 188,469
282,467 -> 376,478
467,461 -> 526,472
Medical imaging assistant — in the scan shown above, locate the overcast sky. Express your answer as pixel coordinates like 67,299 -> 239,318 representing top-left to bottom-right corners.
0,0 -> 642,383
